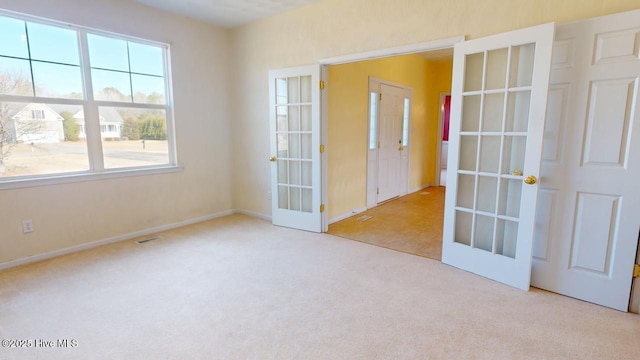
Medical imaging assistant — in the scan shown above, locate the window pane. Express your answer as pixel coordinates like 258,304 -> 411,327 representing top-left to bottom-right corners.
128,42 -> 164,76
402,98 -> 410,146
132,74 -> 165,104
275,78 -> 287,104
87,34 -> 129,71
100,107 -> 169,169
92,69 -> 132,102
0,16 -> 29,58
32,61 -> 83,99
27,22 -> 80,65
369,92 -> 378,149
0,103 -> 88,177
464,52 -> 484,92
0,57 -> 33,96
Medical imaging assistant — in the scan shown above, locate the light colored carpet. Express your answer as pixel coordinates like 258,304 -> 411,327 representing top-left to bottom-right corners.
328,187 -> 444,260
0,214 -> 638,359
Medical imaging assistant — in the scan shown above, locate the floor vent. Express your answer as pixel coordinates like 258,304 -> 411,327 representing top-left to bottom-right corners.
357,215 -> 373,222
136,236 -> 161,244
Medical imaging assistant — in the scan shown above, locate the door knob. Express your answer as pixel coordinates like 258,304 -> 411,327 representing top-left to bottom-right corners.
398,146 -> 404,151
269,156 -> 276,162
512,169 -> 523,176
524,175 -> 537,185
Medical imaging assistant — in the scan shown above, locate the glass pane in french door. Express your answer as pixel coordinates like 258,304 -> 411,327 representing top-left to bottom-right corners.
274,75 -> 313,212
454,43 -> 536,259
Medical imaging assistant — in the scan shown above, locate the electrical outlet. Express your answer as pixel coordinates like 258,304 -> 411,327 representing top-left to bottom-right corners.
22,219 -> 34,234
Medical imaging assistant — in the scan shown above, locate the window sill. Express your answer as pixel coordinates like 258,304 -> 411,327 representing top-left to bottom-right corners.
0,165 -> 183,191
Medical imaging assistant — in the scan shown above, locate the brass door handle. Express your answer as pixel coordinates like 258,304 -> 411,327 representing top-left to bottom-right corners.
512,170 -> 523,176
524,175 -> 537,185
398,146 -> 404,151
269,156 -> 276,162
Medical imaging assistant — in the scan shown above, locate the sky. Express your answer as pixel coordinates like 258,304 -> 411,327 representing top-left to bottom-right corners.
0,14 -> 165,102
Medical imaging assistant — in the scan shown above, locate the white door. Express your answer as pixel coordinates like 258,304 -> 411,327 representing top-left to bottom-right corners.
377,83 -> 405,203
269,65 -> 323,232
531,10 -> 640,311
442,23 -> 555,290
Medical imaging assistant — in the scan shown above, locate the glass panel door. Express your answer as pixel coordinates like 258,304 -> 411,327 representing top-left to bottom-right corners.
442,23 -> 555,290
454,43 -> 534,258
269,65 -> 322,232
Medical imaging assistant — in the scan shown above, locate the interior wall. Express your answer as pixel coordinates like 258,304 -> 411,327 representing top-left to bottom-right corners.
230,0 -> 640,219
328,55 -> 434,219
0,0 -> 233,265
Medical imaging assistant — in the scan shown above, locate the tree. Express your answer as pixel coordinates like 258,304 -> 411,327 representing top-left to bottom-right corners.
0,71 -> 34,172
122,116 -> 140,140
139,114 -> 166,140
98,87 -> 129,102
61,111 -> 80,141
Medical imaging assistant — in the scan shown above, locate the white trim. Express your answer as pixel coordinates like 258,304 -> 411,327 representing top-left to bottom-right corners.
329,207 -> 368,224
0,166 -> 183,191
321,65 -> 329,232
235,209 -> 272,222
0,209 -> 234,271
319,36 -> 466,65
410,184 -> 435,194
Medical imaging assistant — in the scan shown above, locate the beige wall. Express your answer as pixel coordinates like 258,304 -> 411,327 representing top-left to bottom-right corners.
327,55 -> 452,218
0,0 -> 233,265
230,0 -> 640,218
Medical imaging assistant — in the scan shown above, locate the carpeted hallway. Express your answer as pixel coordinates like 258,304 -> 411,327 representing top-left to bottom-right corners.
1,214 -> 638,359
328,187 -> 445,260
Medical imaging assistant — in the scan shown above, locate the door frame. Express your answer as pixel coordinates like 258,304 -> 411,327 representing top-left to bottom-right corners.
319,36 -> 465,231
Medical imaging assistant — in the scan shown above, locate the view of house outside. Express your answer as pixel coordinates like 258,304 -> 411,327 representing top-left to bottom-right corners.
0,100 -> 169,177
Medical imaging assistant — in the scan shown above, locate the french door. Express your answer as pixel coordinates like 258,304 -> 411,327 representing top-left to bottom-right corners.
268,65 -> 323,232
442,23 -> 555,290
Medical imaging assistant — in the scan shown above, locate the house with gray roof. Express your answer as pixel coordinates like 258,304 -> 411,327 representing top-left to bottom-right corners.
1,102 -> 64,144
73,107 -> 124,141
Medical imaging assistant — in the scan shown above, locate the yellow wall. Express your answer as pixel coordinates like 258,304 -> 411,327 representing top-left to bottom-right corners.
328,55 -> 453,218
231,0 -> 640,219
429,59 -> 454,166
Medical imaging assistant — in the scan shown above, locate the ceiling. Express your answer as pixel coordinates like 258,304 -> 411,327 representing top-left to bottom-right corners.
132,0 -> 321,28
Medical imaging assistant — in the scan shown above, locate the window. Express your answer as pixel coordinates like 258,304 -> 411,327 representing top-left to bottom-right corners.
369,92 -> 378,150
402,98 -> 410,146
0,10 -> 175,183
32,110 -> 45,119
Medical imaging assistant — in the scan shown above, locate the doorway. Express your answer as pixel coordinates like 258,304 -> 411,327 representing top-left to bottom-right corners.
324,47 -> 454,261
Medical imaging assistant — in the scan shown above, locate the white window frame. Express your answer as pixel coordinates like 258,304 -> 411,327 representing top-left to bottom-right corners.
0,9 -> 179,190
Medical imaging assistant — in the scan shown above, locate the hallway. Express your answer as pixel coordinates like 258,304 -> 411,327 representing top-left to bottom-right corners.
328,187 -> 445,260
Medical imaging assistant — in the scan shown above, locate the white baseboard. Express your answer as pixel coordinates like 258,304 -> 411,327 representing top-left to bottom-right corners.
329,206 -> 368,224
410,184 -> 435,193
234,209 -> 272,222
0,209 -> 235,271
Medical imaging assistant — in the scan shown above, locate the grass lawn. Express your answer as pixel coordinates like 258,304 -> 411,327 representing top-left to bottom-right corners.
0,140 -> 169,178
